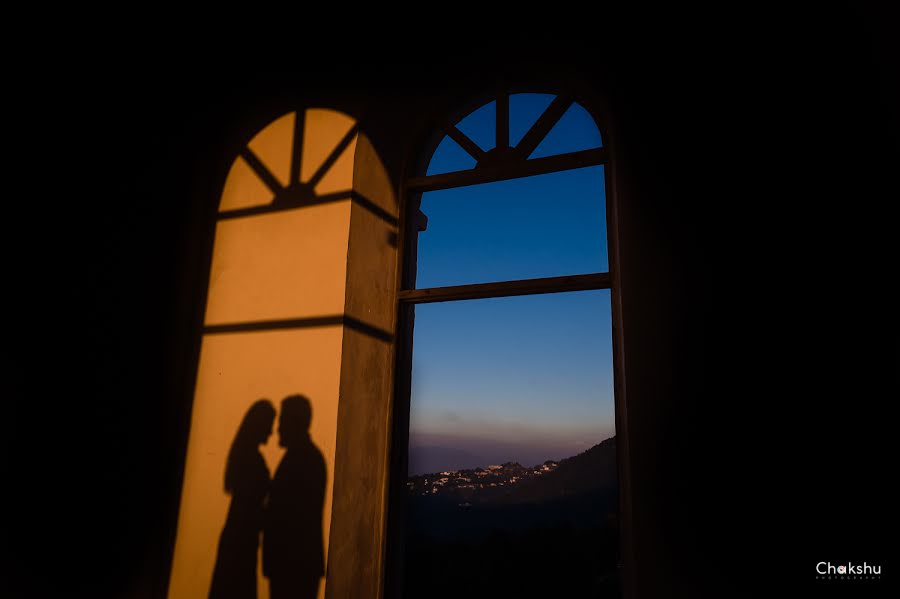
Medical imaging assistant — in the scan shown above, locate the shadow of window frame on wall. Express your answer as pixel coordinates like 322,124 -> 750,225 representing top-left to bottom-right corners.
384,83 -> 635,599
164,106 -> 401,599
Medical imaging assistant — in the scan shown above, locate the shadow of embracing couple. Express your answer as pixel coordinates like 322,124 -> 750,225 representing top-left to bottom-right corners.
209,394 -> 326,599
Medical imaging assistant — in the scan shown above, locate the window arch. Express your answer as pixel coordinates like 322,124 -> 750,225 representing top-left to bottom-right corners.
387,87 -> 629,598
423,92 -> 603,175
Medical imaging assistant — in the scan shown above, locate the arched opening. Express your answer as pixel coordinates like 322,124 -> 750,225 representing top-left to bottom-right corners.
387,87 -> 629,598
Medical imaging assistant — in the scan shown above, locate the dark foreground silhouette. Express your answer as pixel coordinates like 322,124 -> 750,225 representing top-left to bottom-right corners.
264,395 -> 327,599
404,438 -> 620,598
209,400 -> 276,599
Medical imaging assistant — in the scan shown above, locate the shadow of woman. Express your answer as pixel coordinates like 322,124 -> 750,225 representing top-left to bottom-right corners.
209,400 -> 276,599
263,394 -> 327,599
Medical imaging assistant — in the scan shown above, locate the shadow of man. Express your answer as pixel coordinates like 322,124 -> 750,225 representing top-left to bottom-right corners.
209,399 -> 275,599
263,395 -> 327,599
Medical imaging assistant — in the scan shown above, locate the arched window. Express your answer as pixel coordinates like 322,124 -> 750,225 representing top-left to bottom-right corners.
387,88 -> 626,598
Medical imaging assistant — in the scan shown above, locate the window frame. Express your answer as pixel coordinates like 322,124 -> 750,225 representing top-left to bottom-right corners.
384,84 -> 635,599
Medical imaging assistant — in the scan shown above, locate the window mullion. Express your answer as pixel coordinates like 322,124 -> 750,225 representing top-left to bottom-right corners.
399,272 -> 611,304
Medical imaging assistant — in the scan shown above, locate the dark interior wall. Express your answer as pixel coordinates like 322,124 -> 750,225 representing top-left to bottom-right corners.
10,9 -> 895,598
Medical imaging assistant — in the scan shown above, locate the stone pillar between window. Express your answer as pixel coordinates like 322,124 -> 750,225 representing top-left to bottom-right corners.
327,132 -> 399,599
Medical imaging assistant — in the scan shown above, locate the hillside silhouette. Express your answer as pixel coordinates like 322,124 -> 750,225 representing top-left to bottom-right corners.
403,438 -> 619,598
484,436 -> 617,505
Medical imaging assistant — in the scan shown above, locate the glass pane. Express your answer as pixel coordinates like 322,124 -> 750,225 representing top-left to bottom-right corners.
509,93 -> 556,148
530,101 -> 603,159
426,135 -> 478,175
456,100 -> 496,152
405,291 -> 619,598
415,166 -> 607,288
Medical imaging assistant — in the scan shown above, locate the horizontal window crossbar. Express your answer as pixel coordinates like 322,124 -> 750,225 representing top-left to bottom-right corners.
406,148 -> 607,193
398,273 -> 611,304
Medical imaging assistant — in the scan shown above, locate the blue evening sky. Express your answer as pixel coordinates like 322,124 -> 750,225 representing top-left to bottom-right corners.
416,166 -> 607,288
408,95 -> 614,475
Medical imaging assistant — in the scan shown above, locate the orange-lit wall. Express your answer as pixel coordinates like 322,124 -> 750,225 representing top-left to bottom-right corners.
168,327 -> 344,599
168,110 -> 361,599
